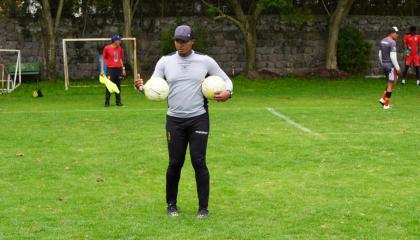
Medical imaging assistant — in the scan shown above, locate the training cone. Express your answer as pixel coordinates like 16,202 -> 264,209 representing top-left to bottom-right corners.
99,75 -> 120,94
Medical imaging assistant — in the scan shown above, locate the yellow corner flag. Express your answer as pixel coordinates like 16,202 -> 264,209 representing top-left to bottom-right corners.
99,75 -> 120,94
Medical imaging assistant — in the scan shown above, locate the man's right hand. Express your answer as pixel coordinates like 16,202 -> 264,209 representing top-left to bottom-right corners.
135,74 -> 144,91
396,68 -> 401,75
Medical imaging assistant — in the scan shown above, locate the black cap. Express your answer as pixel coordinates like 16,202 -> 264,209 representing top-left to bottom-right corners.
389,26 -> 399,34
173,25 -> 194,41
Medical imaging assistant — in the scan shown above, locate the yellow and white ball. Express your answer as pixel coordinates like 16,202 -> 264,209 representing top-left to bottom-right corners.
202,76 -> 226,100
144,77 -> 169,101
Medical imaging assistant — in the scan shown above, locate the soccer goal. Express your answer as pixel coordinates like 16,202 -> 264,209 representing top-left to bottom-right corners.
62,38 -> 137,90
0,49 -> 21,94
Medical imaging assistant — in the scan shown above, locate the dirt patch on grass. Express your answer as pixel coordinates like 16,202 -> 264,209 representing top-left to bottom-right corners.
243,69 -> 282,80
307,68 -> 351,79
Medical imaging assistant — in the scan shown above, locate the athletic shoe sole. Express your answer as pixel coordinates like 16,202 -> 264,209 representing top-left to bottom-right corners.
379,98 -> 385,106
197,214 -> 208,219
168,212 -> 179,217
196,209 -> 209,219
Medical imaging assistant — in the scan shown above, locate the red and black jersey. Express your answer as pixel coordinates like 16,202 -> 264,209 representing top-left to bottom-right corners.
403,34 -> 419,56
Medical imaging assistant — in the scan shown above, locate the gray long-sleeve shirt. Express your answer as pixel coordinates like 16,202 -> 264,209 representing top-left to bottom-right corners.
151,51 -> 233,118
379,36 -> 400,70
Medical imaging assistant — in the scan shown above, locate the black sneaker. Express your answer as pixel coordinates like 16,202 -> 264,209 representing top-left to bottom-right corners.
104,103 -> 110,107
167,204 -> 179,217
116,102 -> 124,107
197,208 -> 209,219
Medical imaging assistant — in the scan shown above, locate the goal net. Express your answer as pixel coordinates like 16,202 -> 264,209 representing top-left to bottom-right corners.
0,49 -> 21,94
62,38 -> 137,90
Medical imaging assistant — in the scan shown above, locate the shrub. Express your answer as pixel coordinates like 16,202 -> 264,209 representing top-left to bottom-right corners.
337,26 -> 372,75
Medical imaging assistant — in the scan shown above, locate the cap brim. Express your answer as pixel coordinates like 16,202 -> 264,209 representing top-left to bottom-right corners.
173,36 -> 192,41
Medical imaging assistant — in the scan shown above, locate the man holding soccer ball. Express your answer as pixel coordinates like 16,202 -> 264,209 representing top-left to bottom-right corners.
135,25 -> 233,218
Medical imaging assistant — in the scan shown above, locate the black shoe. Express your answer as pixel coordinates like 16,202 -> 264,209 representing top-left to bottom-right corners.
104,103 -> 110,107
116,102 -> 124,107
197,208 -> 209,219
167,204 -> 179,217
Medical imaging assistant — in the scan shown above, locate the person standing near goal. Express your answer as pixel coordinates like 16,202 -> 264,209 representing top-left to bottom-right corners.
378,27 -> 401,110
402,26 -> 420,86
134,25 -> 233,218
101,35 -> 126,107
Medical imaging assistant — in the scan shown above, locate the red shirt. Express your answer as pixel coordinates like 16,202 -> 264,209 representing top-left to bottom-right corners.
103,44 -> 124,68
403,34 -> 419,56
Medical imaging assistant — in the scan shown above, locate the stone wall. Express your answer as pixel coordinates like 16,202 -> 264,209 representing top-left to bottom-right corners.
0,15 -> 419,79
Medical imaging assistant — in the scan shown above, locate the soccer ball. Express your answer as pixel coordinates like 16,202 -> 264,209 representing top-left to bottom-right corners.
202,76 -> 226,100
144,77 -> 169,101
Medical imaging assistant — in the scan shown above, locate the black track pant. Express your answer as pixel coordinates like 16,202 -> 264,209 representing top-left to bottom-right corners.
166,113 -> 210,209
105,67 -> 122,104
402,65 -> 420,80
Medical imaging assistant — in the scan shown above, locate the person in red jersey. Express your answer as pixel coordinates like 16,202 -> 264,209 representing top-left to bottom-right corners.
101,34 -> 126,107
402,26 -> 420,86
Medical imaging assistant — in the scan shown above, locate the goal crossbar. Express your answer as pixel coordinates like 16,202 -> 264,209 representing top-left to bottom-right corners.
62,38 -> 137,90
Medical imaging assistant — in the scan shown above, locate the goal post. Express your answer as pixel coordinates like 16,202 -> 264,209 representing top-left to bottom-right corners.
62,38 -> 137,90
0,49 -> 21,93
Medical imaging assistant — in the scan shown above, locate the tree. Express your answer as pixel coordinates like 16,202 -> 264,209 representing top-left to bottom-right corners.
122,0 -> 141,71
202,0 -> 289,77
40,0 -> 65,80
2,0 -> 18,17
323,0 -> 355,70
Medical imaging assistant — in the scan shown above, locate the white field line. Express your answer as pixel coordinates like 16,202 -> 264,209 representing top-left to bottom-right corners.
324,131 -> 420,135
266,107 -> 320,136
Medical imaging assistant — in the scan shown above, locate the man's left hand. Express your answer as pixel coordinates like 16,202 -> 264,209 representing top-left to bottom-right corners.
214,91 -> 231,102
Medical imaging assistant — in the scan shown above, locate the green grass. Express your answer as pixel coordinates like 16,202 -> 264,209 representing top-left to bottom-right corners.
0,77 -> 419,239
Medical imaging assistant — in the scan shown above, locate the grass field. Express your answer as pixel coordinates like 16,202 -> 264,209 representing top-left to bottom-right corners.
0,77 -> 419,239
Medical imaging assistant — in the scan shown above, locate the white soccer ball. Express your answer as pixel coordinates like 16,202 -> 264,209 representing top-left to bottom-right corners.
144,77 -> 169,101
202,76 -> 227,100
